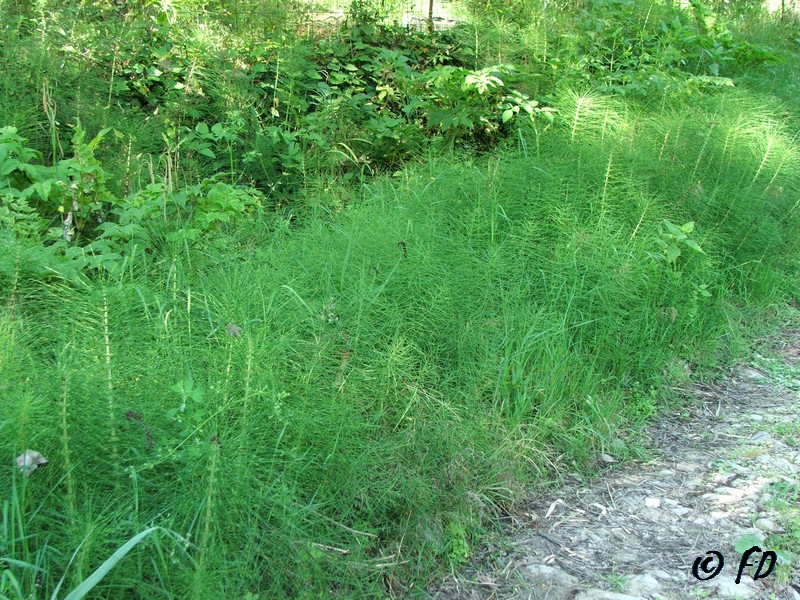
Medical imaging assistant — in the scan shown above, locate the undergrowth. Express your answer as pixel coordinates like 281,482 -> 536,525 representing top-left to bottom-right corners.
1,0 -> 799,597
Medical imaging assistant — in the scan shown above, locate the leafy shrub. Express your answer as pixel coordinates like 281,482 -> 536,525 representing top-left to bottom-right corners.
563,0 -> 781,97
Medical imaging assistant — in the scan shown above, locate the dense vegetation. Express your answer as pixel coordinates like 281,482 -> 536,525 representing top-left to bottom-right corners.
1,0 -> 799,597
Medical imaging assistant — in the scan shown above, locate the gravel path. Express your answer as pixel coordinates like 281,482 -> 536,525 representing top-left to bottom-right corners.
432,330 -> 800,600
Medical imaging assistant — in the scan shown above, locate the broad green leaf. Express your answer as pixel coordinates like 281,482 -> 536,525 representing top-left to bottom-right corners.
684,239 -> 704,253
34,180 -> 52,200
665,245 -> 681,263
663,221 -> 682,237
502,109 -> 514,123
734,534 -> 762,554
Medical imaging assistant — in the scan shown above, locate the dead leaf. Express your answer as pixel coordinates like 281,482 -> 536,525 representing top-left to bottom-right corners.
545,499 -> 564,518
16,450 -> 48,476
226,323 -> 242,338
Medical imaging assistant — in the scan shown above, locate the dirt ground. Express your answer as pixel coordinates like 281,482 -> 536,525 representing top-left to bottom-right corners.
431,330 -> 800,600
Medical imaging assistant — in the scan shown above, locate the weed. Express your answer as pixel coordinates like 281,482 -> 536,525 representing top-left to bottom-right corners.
1,0 -> 799,597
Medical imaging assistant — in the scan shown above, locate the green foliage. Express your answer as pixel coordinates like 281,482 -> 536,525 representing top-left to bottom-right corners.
563,0 -> 781,97
1,0 -> 800,598
0,127 -> 48,238
656,220 -> 705,266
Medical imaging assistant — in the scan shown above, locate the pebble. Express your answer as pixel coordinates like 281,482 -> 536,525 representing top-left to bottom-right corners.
649,569 -> 675,581
736,366 -> 767,380
625,573 -> 662,595
516,564 -> 579,600
769,457 -> 797,472
640,507 -> 661,522
713,575 -> 757,599
754,517 -> 777,532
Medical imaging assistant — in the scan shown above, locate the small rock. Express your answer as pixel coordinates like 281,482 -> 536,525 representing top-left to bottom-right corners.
640,507 -> 661,522
522,564 -> 579,598
769,457 -> 797,472
574,590 -> 645,600
676,463 -> 700,473
713,575 -> 757,599
710,510 -> 729,521
645,497 -> 661,508
650,569 -> 675,581
15,450 -> 48,476
625,573 -> 662,595
749,431 -> 771,443
670,505 -> 691,517
754,517 -> 777,532
736,366 -> 767,380
748,414 -> 764,421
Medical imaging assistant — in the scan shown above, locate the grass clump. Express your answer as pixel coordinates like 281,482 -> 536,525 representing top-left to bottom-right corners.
3,78 -> 800,595
1,0 -> 800,597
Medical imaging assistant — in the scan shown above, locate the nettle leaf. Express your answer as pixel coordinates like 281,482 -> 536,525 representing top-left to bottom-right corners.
734,534 -> 763,554
190,385 -> 206,403
502,109 -> 515,123
663,220 -> 683,237
539,108 -> 556,123
33,180 -> 53,200
684,239 -> 704,253
665,245 -> 681,264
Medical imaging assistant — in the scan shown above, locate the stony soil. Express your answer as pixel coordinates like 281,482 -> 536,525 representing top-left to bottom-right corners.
432,330 -> 800,600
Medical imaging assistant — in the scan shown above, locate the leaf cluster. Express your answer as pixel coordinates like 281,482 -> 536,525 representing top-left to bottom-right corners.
563,0 -> 782,97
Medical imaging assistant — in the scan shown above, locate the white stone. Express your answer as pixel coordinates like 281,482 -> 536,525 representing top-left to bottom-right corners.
625,573 -> 662,595
713,575 -> 757,599
754,518 -> 777,532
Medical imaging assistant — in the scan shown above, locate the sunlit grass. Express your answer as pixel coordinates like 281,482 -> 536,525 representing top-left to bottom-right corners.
1,0 -> 800,597
3,80 -> 799,594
